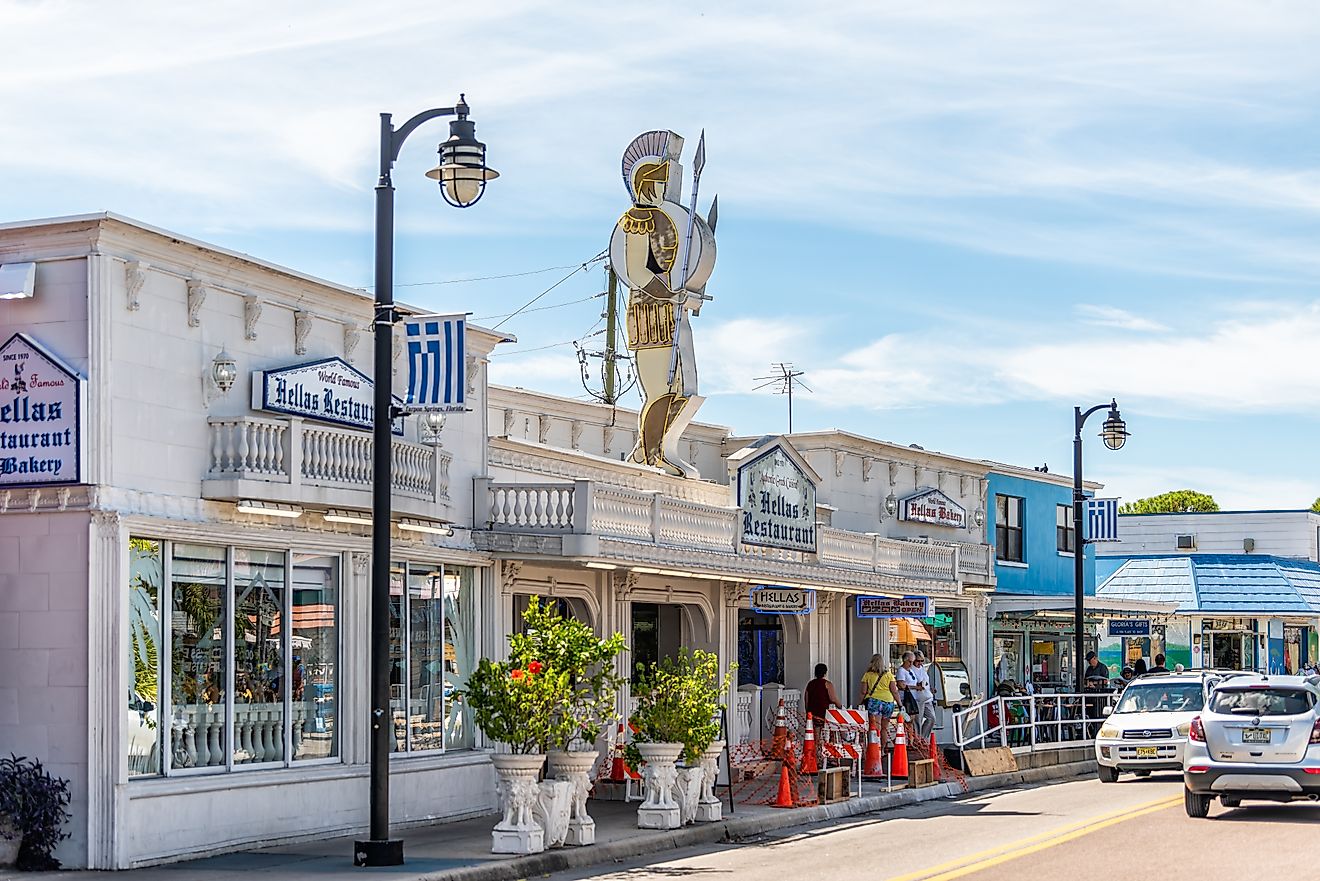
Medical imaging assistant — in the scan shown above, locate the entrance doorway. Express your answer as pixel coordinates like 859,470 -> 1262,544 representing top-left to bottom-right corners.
737,611 -> 784,687
1208,632 -> 1248,670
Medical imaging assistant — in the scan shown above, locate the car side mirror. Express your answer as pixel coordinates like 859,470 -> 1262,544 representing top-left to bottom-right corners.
959,683 -> 971,696
1102,704 -> 1113,716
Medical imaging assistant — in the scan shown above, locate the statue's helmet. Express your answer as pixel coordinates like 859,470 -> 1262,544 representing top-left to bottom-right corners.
621,130 -> 684,203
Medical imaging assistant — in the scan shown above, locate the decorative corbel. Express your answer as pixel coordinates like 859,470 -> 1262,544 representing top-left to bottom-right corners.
501,560 -> 524,584
502,408 -> 515,437
888,460 -> 899,485
613,569 -> 640,597
125,260 -> 148,311
960,475 -> 968,497
538,414 -> 552,445
689,440 -> 700,464
243,295 -> 262,341
570,420 -> 584,450
603,423 -> 616,453
466,354 -> 481,396
352,552 -> 370,576
721,581 -> 750,608
293,310 -> 312,356
862,458 -> 875,483
834,451 -> 846,478
343,321 -> 362,361
186,279 -> 207,327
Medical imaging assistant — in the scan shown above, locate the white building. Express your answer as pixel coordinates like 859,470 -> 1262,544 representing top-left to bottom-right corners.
1099,509 -> 1320,561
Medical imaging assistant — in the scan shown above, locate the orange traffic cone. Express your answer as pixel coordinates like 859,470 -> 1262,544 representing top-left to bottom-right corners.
773,748 -> 796,807
863,720 -> 884,777
928,732 -> 942,779
771,698 -> 788,758
608,722 -> 629,782
800,716 -> 819,775
891,712 -> 909,777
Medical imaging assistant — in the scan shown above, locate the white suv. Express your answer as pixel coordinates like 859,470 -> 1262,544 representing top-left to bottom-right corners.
1183,674 -> 1320,817
1094,672 -> 1234,782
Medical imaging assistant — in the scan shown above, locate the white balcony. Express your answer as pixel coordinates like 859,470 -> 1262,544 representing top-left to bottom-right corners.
202,415 -> 452,518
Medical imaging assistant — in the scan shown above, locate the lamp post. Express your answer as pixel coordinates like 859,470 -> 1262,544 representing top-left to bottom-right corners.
356,96 -> 497,868
1072,399 -> 1128,694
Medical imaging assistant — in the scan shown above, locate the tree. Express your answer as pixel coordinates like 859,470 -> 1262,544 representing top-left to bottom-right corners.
1119,490 -> 1219,514
1311,497 -> 1320,514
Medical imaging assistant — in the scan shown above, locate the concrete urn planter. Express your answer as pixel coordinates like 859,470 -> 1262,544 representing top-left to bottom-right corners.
547,749 -> 601,846
696,740 -> 726,822
635,742 -> 684,830
0,820 -> 19,869
490,753 -> 548,855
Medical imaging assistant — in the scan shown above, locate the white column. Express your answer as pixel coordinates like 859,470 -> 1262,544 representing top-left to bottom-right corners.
87,511 -> 123,869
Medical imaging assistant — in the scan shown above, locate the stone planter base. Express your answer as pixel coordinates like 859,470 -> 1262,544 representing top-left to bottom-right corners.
635,742 -> 684,830
548,749 -> 601,846
536,779 -> 573,849
491,753 -> 548,855
0,821 -> 19,869
696,740 -> 726,822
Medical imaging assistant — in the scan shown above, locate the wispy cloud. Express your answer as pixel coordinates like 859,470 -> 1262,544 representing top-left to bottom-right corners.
1076,305 -> 1168,332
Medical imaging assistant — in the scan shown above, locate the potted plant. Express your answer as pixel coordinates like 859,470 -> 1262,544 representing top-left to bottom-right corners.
0,754 -> 72,871
627,649 -> 735,829
515,598 -> 626,846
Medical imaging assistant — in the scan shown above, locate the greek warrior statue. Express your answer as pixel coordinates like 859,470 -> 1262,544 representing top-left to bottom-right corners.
608,130 -> 717,478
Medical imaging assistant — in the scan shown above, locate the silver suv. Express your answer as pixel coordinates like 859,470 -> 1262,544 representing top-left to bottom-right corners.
1183,674 -> 1320,817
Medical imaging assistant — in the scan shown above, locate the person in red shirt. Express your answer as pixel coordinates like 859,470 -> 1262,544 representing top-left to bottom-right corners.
805,663 -> 843,731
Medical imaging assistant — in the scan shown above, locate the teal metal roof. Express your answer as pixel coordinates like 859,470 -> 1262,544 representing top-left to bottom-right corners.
1097,555 -> 1320,614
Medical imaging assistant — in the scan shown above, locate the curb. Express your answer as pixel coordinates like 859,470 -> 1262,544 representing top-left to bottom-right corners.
416,759 -> 1098,881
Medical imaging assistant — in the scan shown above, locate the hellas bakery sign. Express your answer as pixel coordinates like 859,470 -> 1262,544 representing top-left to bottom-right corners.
900,488 -> 967,530
0,333 -> 85,487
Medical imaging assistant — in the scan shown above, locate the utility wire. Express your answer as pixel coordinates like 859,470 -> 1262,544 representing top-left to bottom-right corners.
492,327 -> 606,358
369,262 -> 591,289
491,251 -> 607,330
472,292 -> 603,323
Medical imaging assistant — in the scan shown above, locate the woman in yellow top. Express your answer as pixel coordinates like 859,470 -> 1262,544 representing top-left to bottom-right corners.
859,654 -> 901,750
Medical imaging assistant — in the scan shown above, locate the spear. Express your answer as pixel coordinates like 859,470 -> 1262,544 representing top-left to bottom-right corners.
668,129 -> 706,386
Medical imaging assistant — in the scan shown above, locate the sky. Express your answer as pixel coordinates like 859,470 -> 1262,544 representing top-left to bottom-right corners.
4,0 -> 1320,509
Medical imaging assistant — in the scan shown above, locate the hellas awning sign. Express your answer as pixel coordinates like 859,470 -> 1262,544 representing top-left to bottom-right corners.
751,586 -> 816,615
0,333 -> 85,487
253,357 -> 403,436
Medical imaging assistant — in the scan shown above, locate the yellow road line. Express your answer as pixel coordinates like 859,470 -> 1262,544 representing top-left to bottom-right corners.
886,794 -> 1181,881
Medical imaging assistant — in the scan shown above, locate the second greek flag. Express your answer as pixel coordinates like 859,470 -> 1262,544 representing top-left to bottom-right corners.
404,315 -> 466,411
1086,498 -> 1120,542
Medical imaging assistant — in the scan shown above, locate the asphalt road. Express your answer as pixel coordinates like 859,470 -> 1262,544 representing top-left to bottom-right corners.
546,773 -> 1319,881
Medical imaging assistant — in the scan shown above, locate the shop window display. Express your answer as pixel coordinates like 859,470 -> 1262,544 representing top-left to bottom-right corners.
127,537 -> 340,777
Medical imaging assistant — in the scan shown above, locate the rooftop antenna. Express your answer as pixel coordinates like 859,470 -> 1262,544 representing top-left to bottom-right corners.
752,363 -> 811,433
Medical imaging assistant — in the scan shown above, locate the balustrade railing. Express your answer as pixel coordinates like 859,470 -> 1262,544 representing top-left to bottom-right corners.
206,416 -> 442,501
169,704 -> 310,769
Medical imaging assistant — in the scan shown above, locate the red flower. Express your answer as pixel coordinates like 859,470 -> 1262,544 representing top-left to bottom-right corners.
527,661 -> 543,675
510,668 -> 525,681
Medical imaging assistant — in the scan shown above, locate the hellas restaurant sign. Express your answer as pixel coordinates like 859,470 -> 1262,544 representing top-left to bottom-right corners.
253,357 -> 403,435
737,445 -> 817,553
0,333 -> 85,487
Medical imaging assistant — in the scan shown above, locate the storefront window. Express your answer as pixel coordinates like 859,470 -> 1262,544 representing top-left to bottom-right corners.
130,537 -> 340,776
234,549 -> 286,764
292,553 -> 338,760
388,561 -> 478,753
1056,505 -> 1075,554
993,634 -> 1022,688
127,539 -> 162,777
996,495 -> 1024,562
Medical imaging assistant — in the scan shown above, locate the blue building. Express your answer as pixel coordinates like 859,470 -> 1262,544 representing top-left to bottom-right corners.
982,464 -> 1172,691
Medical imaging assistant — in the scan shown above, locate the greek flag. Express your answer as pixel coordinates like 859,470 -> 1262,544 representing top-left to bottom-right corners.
1086,498 -> 1120,542
403,315 -> 466,411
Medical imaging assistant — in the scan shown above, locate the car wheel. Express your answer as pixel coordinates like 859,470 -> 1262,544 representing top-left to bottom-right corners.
1221,796 -> 1241,808
1097,764 -> 1120,783
1184,787 -> 1212,818
1133,770 -> 1151,778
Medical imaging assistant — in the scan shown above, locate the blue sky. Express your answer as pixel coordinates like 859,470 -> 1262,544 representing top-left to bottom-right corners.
5,0 -> 1320,507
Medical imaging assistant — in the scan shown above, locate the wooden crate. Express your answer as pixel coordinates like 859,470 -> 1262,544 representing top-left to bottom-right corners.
818,765 -> 851,803
906,759 -> 937,788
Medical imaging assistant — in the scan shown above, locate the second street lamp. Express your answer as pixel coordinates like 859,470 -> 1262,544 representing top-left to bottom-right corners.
355,95 -> 497,869
1072,399 -> 1127,696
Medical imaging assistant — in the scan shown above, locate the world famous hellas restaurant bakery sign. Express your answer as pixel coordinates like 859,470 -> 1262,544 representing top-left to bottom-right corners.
0,333 -> 85,487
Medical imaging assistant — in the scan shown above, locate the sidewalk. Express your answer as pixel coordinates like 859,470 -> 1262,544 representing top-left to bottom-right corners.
43,759 -> 1095,881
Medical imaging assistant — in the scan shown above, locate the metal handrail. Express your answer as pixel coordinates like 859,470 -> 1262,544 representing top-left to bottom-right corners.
954,692 -> 1110,764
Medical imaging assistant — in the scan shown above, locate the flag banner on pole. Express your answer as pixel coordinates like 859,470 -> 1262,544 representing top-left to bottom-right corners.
1086,498 -> 1120,542
403,315 -> 466,411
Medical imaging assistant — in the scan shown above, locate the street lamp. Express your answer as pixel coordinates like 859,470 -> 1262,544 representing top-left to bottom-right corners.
356,95 -> 497,869
1072,399 -> 1127,694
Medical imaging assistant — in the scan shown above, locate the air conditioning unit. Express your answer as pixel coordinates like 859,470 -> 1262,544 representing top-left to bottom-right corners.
1175,534 -> 1196,550
1243,537 -> 1255,553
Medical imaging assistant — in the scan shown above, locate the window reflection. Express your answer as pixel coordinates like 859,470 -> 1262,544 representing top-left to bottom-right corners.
292,553 -> 338,760
127,539 -> 162,776
170,544 -> 227,769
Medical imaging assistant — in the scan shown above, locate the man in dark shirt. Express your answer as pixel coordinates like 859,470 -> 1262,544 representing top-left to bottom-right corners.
805,663 -> 843,732
1084,651 -> 1111,690
1147,653 -> 1170,675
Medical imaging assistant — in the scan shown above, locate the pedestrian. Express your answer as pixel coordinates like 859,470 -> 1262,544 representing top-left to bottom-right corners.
859,654 -> 899,750
912,652 -> 938,741
1174,663 -> 1186,674
1133,658 -> 1148,677
1147,653 -> 1169,675
804,662 -> 843,736
1083,651 -> 1110,690
896,651 -> 924,725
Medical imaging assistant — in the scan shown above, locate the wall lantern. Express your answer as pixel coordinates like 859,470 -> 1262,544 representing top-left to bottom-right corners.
419,411 -> 447,445
211,348 -> 238,394
974,507 -> 985,528
424,96 -> 499,208
884,493 -> 898,517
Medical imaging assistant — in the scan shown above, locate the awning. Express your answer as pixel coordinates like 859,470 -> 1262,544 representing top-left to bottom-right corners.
888,618 -> 932,645
990,594 -> 1179,618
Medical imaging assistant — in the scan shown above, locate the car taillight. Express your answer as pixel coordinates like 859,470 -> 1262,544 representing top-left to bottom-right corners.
1310,718 -> 1320,744
1187,765 -> 1210,773
1189,716 -> 1206,742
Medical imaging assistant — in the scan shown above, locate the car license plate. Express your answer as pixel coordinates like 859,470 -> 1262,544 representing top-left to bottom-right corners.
1243,728 -> 1271,744
1136,746 -> 1158,758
